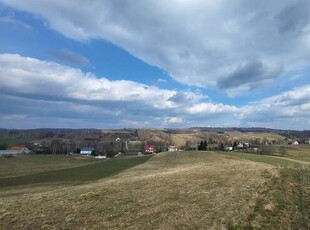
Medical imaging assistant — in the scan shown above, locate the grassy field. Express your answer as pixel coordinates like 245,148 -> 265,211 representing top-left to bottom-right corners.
0,155 -> 98,178
0,151 -> 309,229
283,144 -> 310,162
226,131 -> 286,142
0,136 -> 34,148
219,151 -> 309,169
0,155 -> 152,189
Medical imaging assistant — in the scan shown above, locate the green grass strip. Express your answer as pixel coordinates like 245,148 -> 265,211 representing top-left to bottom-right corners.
0,155 -> 152,188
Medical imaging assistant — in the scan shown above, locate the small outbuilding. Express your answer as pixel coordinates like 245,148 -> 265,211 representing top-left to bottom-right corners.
292,141 -> 299,145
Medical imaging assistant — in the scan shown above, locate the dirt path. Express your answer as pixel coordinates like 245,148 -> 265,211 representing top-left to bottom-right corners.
268,155 -> 310,166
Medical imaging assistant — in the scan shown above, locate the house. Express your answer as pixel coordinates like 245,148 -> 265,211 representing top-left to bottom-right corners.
144,145 -> 154,154
9,146 -> 30,154
80,147 -> 94,155
292,141 -> 299,145
8,146 -> 30,153
237,143 -> 244,149
305,140 -> 310,144
115,137 -> 121,142
0,146 -> 30,155
168,145 -> 178,152
225,146 -> 233,151
243,143 -> 250,148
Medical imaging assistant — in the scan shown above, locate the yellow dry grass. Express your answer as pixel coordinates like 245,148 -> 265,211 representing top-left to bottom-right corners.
170,133 -> 203,146
0,152 -> 276,229
226,132 -> 286,142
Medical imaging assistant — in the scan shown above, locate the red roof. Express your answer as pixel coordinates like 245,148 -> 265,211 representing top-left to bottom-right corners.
144,145 -> 154,153
8,146 -> 25,150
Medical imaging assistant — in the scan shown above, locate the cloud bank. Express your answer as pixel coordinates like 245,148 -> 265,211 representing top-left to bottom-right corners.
0,54 -> 237,128
0,54 -> 309,129
2,0 -> 310,94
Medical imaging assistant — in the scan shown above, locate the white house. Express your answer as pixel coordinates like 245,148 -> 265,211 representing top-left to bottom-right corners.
237,143 -> 244,149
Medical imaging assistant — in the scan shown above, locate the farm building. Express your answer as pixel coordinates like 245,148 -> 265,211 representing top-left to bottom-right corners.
292,141 -> 299,145
144,145 -> 154,154
8,145 -> 29,151
80,147 -> 94,155
168,145 -> 178,152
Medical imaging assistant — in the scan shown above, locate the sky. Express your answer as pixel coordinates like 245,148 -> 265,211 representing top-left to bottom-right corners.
0,0 -> 309,130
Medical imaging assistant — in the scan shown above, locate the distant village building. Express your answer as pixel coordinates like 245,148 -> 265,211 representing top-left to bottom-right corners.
189,145 -> 198,150
168,145 -> 178,152
225,146 -> 233,151
0,145 -> 30,155
80,147 -> 94,155
237,143 -> 244,149
253,147 -> 259,153
144,145 -> 154,154
305,140 -> 310,144
292,141 -> 299,145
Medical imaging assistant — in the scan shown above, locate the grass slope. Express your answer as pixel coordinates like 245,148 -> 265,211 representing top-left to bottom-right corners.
0,151 -> 309,229
0,155 -> 98,178
220,151 -> 309,168
241,168 -> 310,230
0,155 -> 152,188
0,151 -> 274,229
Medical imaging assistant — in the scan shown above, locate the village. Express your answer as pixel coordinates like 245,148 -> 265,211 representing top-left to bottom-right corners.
0,128 -> 308,158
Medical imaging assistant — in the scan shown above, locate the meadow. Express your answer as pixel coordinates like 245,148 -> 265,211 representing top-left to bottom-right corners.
0,151 -> 309,229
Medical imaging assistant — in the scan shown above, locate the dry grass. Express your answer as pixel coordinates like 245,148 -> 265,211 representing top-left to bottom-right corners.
284,144 -> 310,162
171,133 -> 202,146
0,151 -> 276,229
226,131 -> 286,142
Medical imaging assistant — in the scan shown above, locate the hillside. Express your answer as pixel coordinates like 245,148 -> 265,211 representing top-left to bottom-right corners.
1,151 -> 309,229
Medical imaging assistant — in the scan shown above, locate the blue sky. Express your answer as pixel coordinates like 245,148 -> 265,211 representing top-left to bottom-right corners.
0,0 -> 309,130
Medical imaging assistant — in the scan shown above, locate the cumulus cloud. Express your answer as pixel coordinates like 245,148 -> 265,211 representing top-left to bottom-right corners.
0,54 -> 237,128
1,0 -> 310,94
239,85 -> 310,129
164,117 -> 184,124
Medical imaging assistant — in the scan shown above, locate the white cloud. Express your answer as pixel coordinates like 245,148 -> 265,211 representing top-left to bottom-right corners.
2,0 -> 310,94
2,114 -> 27,120
186,102 -> 237,115
0,54 -> 237,128
0,53 -> 178,109
239,85 -> 310,129
51,49 -> 92,67
164,117 -> 184,124
0,15 -> 32,30
157,78 -> 167,83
